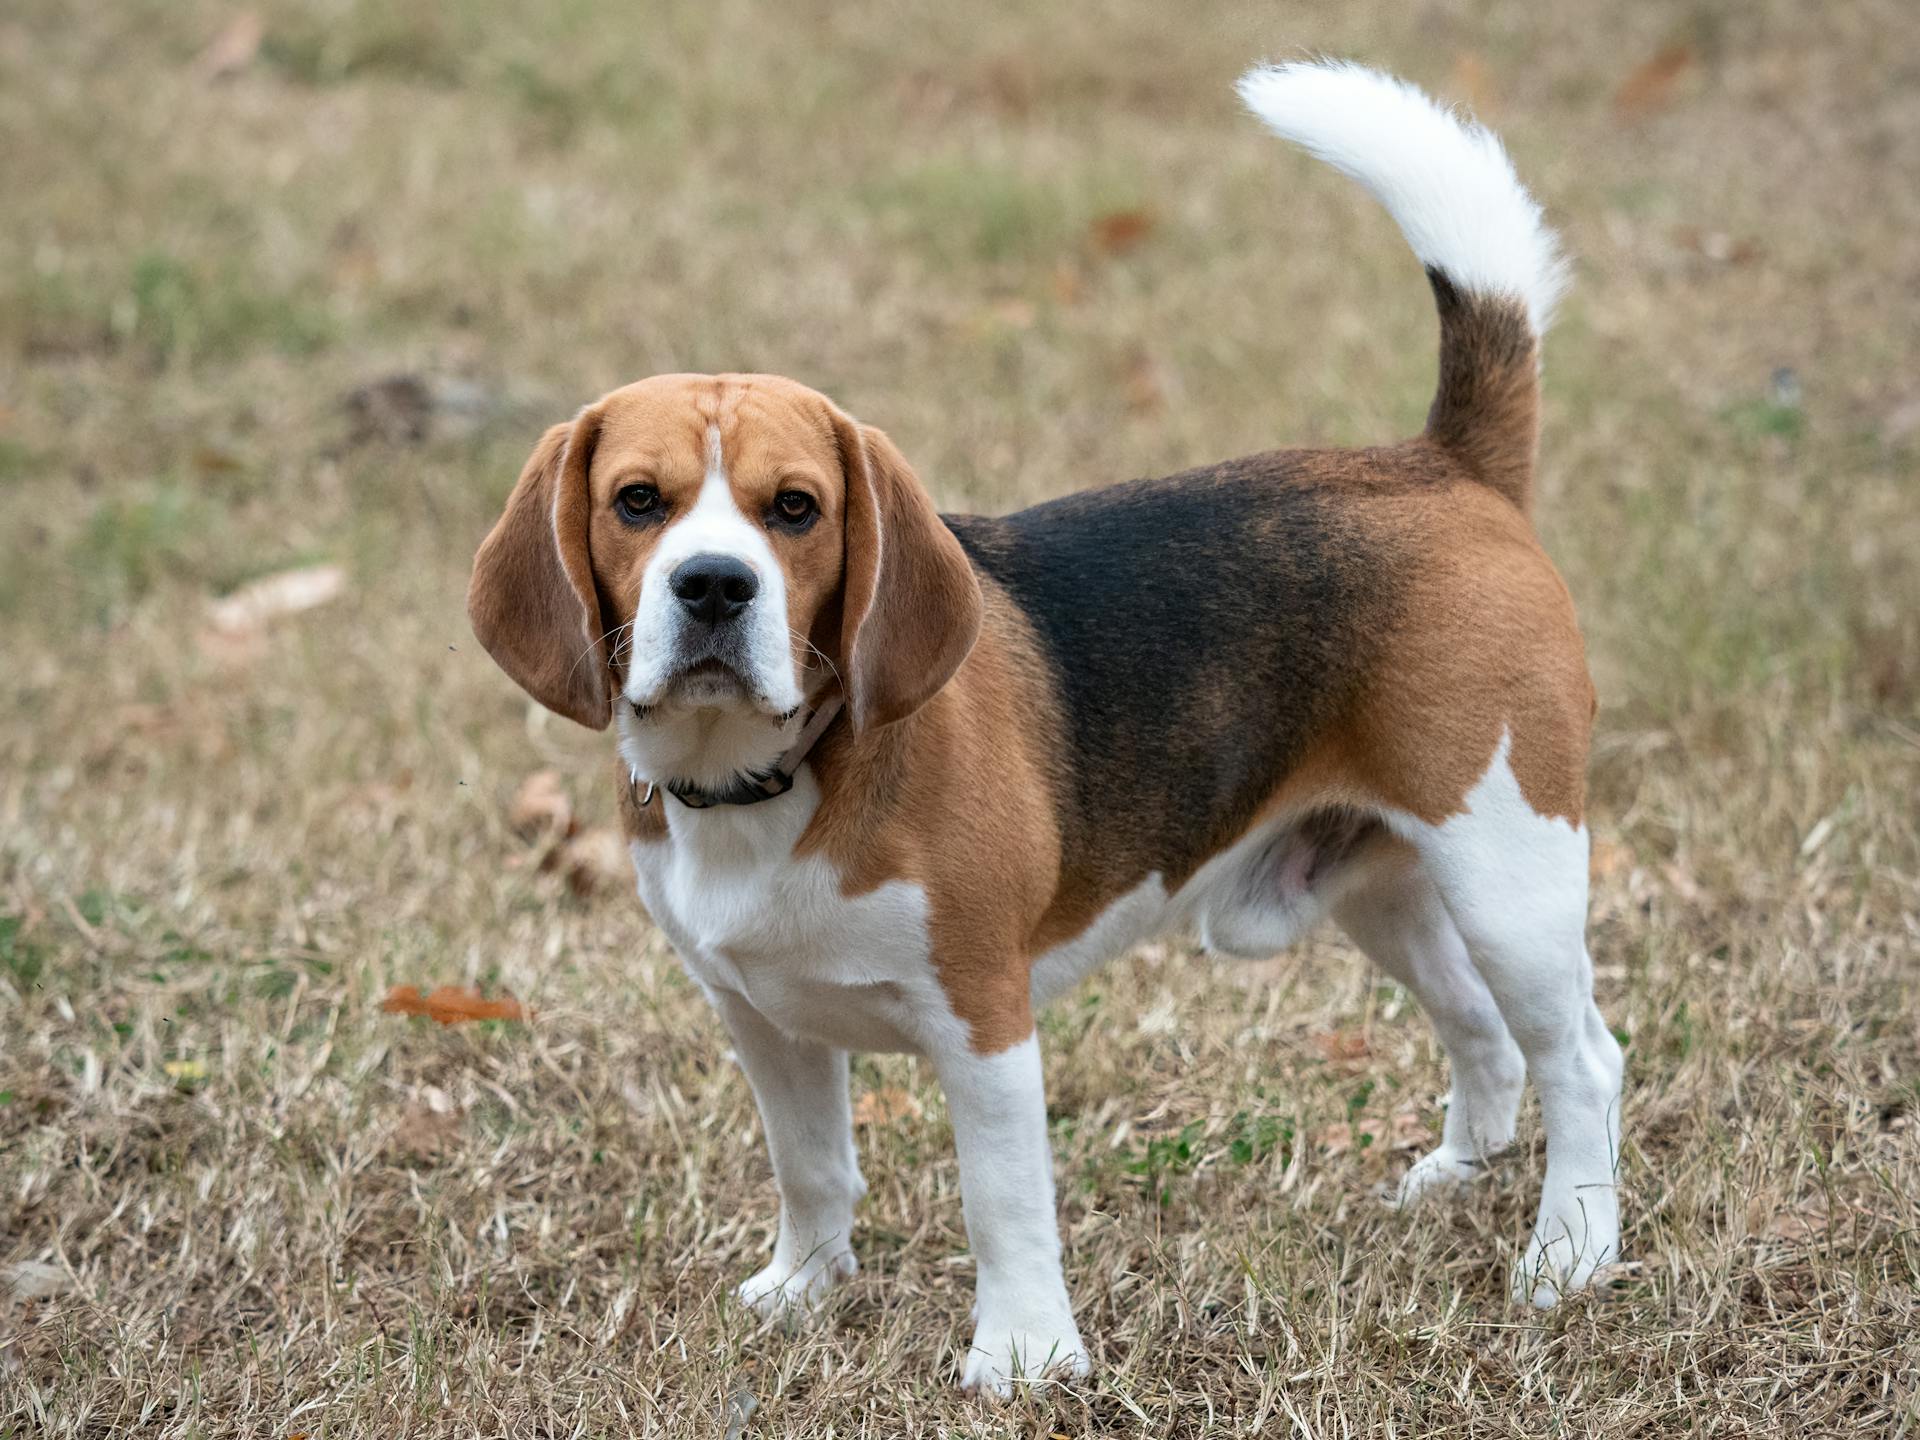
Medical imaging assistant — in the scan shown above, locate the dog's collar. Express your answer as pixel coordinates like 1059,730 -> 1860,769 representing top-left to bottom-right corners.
629,691 -> 846,811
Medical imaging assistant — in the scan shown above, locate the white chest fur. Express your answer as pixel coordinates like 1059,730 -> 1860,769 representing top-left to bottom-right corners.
626,771 -> 971,1055
625,765 -> 1353,1057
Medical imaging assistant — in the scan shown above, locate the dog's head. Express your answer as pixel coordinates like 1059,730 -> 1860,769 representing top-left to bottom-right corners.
468,374 -> 982,785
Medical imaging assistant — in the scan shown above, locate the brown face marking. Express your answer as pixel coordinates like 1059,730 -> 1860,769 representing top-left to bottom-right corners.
579,374 -> 855,698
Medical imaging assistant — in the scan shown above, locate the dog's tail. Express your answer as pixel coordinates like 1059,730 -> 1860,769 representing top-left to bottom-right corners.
1237,60 -> 1568,513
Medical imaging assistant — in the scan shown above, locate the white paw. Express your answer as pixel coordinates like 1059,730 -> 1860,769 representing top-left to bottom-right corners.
1511,1222 -> 1618,1308
960,1318 -> 1090,1396
1389,1144 -> 1490,1207
736,1247 -> 856,1319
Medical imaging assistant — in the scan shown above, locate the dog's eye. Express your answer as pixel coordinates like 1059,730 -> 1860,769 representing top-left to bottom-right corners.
771,490 -> 817,528
615,484 -> 661,524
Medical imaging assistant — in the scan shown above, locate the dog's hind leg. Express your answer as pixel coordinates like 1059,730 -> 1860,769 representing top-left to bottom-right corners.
1332,843 -> 1527,1204
1388,739 -> 1625,1305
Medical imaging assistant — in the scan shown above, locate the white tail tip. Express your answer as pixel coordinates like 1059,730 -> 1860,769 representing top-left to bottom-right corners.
1237,59 -> 1569,333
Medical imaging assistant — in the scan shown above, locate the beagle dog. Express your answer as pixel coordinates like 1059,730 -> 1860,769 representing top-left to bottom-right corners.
468,61 -> 1622,1393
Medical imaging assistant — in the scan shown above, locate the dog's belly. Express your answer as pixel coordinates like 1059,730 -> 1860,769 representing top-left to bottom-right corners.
628,774 -> 1384,1053
1031,808 -> 1388,1003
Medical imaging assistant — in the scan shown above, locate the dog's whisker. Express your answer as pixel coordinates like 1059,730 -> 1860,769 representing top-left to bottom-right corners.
788,629 -> 844,691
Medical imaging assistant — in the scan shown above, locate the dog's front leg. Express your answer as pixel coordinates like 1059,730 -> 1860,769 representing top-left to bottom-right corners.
932,1030 -> 1089,1394
710,987 -> 864,1316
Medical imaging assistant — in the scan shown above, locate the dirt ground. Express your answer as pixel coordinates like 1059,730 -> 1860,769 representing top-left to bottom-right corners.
3,1 -> 1917,1435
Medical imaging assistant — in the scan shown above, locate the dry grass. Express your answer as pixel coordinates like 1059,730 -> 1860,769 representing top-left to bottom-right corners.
4,0 -> 1919,1434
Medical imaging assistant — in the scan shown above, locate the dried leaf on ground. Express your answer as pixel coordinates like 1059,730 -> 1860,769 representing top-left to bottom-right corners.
1123,349 -> 1167,414
380,984 -> 527,1026
1614,44 -> 1694,119
1314,1029 -> 1371,1064
205,565 -> 346,635
1089,209 -> 1155,256
508,769 -> 575,841
2,1262 -> 72,1303
1590,837 -> 1631,881
1388,1109 -> 1431,1152
1051,262 -> 1085,306
1316,1121 -> 1354,1156
194,12 -> 263,81
852,1087 -> 924,1128
560,826 -> 630,897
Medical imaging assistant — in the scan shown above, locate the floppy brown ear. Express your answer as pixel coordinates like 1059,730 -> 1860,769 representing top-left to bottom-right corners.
834,414 -> 983,732
467,408 -> 611,730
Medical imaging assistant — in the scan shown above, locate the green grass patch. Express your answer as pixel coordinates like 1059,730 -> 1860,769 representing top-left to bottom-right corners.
69,483 -> 214,613
117,251 -> 334,366
0,914 -> 48,989
261,5 -> 471,87
860,157 -> 1145,270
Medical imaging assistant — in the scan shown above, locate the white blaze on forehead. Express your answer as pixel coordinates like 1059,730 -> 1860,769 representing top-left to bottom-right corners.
656,420 -> 771,575
657,422 -> 772,573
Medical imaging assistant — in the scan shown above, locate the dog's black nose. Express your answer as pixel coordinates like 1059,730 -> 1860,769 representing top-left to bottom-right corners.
670,554 -> 759,625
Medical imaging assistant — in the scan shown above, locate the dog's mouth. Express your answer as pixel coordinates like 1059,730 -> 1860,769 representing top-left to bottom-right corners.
631,656 -> 765,716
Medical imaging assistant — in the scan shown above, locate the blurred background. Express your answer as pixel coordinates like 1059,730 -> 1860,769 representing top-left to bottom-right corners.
3,1 -> 1916,1434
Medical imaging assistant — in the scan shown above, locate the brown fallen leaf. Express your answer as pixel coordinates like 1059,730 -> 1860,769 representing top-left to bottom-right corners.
560,825 -> 630,897
1089,208 -> 1155,257
192,444 -> 245,474
1589,837 -> 1631,882
1050,261 -> 1085,306
1614,44 -> 1694,120
195,11 -> 264,82
1317,1121 -> 1354,1156
380,984 -> 527,1026
852,1087 -> 924,1128
508,769 -> 575,842
1314,1029 -> 1371,1064
1388,1109 -> 1431,1152
1122,349 -> 1166,415
206,564 -> 346,635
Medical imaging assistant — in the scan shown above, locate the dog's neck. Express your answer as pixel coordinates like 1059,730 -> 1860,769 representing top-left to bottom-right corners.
615,689 -> 842,804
